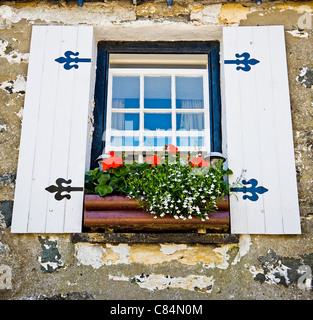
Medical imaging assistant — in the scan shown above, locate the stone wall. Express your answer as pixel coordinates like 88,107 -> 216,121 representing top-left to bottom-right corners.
0,0 -> 313,300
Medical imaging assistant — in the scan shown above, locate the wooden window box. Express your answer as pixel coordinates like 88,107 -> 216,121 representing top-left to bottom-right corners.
83,194 -> 230,233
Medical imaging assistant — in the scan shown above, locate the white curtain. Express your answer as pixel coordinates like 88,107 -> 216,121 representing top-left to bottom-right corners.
178,100 -> 204,130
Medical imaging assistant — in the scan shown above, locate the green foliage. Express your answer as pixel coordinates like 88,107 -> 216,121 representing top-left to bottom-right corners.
126,159 -> 232,220
84,163 -> 150,197
84,158 -> 232,220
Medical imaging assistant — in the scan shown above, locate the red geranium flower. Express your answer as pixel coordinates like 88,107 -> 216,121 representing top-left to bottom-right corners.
168,144 -> 178,154
102,152 -> 123,170
145,154 -> 162,166
164,144 -> 178,154
190,155 -> 210,167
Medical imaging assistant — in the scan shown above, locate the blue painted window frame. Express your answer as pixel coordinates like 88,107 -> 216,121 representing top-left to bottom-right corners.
90,41 -> 222,169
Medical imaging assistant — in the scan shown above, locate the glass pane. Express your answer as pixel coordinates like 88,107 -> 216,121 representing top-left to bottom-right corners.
144,136 -> 172,147
177,136 -> 204,147
144,76 -> 171,109
176,113 -> 204,131
112,76 -> 140,109
111,136 -> 139,147
176,76 -> 204,109
111,113 -> 139,131
144,113 -> 172,131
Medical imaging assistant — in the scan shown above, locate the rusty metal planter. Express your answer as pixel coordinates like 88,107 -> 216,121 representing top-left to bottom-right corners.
83,194 -> 230,233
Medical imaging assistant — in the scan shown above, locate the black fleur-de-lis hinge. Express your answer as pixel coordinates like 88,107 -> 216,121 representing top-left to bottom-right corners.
45,178 -> 83,201
55,51 -> 91,70
230,178 -> 268,201
224,52 -> 260,72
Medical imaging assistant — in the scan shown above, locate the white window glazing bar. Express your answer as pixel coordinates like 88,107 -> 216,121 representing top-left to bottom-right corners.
106,68 -> 210,156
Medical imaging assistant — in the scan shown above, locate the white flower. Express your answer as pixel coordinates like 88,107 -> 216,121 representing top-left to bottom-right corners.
154,216 -> 158,219
188,215 -> 192,219
174,215 -> 179,219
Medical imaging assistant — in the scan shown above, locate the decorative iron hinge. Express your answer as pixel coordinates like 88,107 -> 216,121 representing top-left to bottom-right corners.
55,51 -> 91,70
230,178 -> 268,201
45,178 -> 83,201
224,52 -> 260,72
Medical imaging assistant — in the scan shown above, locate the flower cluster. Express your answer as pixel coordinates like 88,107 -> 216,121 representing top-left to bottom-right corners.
102,152 -> 123,170
125,145 -> 231,220
86,145 -> 231,220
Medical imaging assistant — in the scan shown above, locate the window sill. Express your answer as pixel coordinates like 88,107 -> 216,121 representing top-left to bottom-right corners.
72,232 -> 239,244
83,194 -> 230,233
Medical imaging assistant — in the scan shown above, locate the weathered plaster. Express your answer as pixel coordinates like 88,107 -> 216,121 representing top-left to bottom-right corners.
0,38 -> 29,64
109,273 -> 215,293
0,75 -> 26,96
218,3 -> 250,24
74,235 -> 250,270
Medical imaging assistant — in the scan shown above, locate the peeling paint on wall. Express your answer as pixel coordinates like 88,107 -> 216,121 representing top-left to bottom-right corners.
0,121 -> 7,132
109,273 -> 214,293
218,3 -> 250,24
297,67 -> 313,88
38,236 -> 64,273
190,4 -> 222,24
74,235 -> 251,270
250,250 -> 313,288
0,38 -> 29,64
287,29 -> 309,38
0,264 -> 12,290
75,243 -> 106,269
0,75 -> 26,96
0,172 -> 16,189
0,201 -> 13,228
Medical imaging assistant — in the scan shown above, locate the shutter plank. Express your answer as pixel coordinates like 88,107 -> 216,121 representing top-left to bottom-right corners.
237,27 -> 266,234
45,26 -> 78,233
253,26 -> 284,234
222,27 -> 249,233
269,27 -> 300,234
27,26 -> 64,233
63,26 -> 96,232
223,26 -> 301,234
11,27 -> 47,233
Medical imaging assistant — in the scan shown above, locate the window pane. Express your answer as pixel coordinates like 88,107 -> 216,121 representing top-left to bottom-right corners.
111,136 -> 139,147
112,76 -> 140,109
144,113 -> 172,130
177,136 -> 204,147
176,113 -> 204,131
144,76 -> 171,109
176,76 -> 204,109
144,136 -> 172,147
111,113 -> 139,130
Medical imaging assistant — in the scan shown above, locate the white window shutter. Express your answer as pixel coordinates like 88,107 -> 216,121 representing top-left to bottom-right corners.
223,26 -> 301,234
11,25 -> 96,233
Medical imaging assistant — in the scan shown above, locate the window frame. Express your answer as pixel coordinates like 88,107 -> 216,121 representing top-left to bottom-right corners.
90,41 -> 222,170
106,67 -> 210,160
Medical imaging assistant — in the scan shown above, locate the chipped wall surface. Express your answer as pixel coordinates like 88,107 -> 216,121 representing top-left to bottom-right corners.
0,0 -> 313,300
